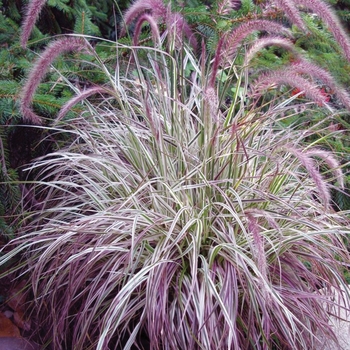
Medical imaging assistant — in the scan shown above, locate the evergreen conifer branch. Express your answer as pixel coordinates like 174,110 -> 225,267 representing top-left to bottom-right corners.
294,0 -> 350,62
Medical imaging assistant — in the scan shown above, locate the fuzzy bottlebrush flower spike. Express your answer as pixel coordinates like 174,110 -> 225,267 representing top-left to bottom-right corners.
251,56 -> 350,111
272,0 -> 306,30
244,36 -> 299,66
287,147 -> 341,208
222,20 -> 292,63
305,148 -> 344,190
166,12 -> 198,51
132,13 -> 161,46
122,0 -> 197,51
55,86 -> 111,124
122,0 -> 167,30
290,59 -> 350,111
217,0 -> 242,15
21,0 -> 47,48
250,68 -> 331,107
272,0 -> 350,46
20,37 -> 90,124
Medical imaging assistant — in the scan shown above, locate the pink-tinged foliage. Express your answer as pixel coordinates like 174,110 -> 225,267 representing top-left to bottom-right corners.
12,90 -> 348,347
295,0 -> 350,63
20,37 -> 90,124
166,12 -> 198,51
20,0 -> 47,48
251,68 -> 330,106
246,211 -> 268,284
223,20 -> 292,61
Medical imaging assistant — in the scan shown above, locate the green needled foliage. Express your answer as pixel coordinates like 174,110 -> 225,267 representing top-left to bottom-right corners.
0,0 -> 129,237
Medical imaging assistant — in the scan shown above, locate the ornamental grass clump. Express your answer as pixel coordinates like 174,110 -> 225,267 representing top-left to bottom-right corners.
1,0 -> 350,349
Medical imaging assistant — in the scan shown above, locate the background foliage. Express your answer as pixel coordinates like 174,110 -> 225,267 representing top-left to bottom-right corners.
2,0 -> 349,236
0,0 -> 130,236
0,2 -> 349,246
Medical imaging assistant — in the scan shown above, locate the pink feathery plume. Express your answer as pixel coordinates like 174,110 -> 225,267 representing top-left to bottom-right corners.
230,0 -> 242,11
291,59 -> 350,111
305,148 -> 344,189
223,20 -> 292,61
251,69 -> 329,107
56,86 -> 109,123
288,147 -> 331,207
217,0 -> 241,15
133,13 -> 161,46
21,0 -> 47,48
121,0 -> 167,36
20,37 -> 90,124
122,0 -> 197,50
204,87 -> 220,125
273,0 -> 306,30
166,12 -> 198,51
244,36 -> 299,66
209,37 -> 225,88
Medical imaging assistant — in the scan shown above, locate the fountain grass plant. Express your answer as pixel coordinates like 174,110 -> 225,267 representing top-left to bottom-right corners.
3,39 -> 349,349
1,0 -> 350,349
